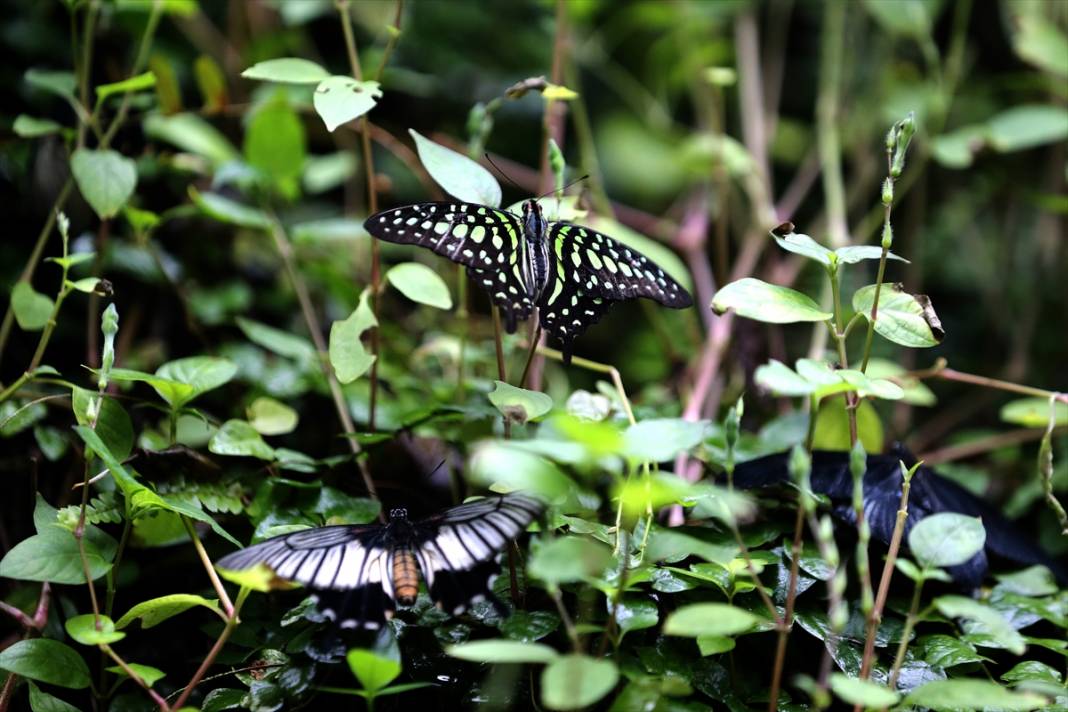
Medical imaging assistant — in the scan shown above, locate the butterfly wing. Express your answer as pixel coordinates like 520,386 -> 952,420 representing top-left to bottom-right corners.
546,222 -> 692,306
412,493 -> 544,615
215,525 -> 396,629
364,202 -> 535,331
537,222 -> 691,362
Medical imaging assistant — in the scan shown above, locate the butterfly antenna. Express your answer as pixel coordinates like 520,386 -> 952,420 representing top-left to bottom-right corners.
425,457 -> 448,481
484,154 -> 523,192
536,174 -> 589,202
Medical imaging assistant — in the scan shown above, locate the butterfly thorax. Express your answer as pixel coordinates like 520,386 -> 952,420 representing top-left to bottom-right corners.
521,200 -> 552,301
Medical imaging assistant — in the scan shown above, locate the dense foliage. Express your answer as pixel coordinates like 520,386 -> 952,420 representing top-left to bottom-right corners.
1,1 -> 1066,711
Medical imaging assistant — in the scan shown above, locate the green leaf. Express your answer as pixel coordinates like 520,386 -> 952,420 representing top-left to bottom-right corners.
712,278 -> 832,323
245,97 -> 306,188
614,597 -> 659,635
409,129 -> 502,207
346,649 -> 400,693
247,396 -> 299,436
696,635 -> 736,655
13,115 -> 63,138
191,189 -> 271,230
500,611 -> 560,642
242,58 -> 330,84
1002,660 -> 1063,685
488,381 -> 553,424
829,673 -> 899,708
105,663 -> 166,688
155,356 -> 237,407
994,565 -> 1059,597
314,486 -> 381,523
528,537 -> 612,585
70,149 -> 137,219
11,282 -> 54,331
74,426 -> 240,547
385,262 -> 453,309
909,513 -> 986,568
540,655 -> 618,711
95,71 -> 156,105
771,230 -> 834,265
1011,13 -> 1068,77
67,277 -> 102,293
446,640 -> 558,663
864,358 -> 937,406
934,595 -> 1026,655
72,388 -> 134,461
236,317 -> 317,363
644,528 -> 736,565
24,69 -> 77,102
142,113 -> 240,167
862,0 -> 931,38
852,283 -> 944,347
65,613 -> 126,645
986,105 -> 1068,153
115,594 -> 221,629
469,441 -> 576,499
999,398 -> 1068,427
920,634 -> 990,668
329,290 -> 378,384
302,154 -> 358,195
313,77 -> 382,132
0,639 -> 90,689
0,494 -> 116,584
210,419 -> 276,460
904,679 -> 1047,711
834,245 -> 909,264
27,682 -> 82,712
663,603 -> 759,637
754,359 -> 816,397
622,418 -> 708,462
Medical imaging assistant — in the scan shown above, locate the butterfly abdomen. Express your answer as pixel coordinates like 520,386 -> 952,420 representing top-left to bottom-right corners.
392,548 -> 420,606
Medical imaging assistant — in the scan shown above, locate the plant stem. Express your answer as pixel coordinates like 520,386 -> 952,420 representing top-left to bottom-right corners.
101,644 -> 170,710
768,504 -> 805,712
0,181 -> 73,373
181,516 -> 234,617
491,306 -> 511,439
99,0 -> 164,148
887,579 -> 925,689
266,216 -> 382,515
549,587 -> 582,654
336,0 -> 392,433
171,587 -> 250,709
858,464 -> 914,681
517,325 -> 542,388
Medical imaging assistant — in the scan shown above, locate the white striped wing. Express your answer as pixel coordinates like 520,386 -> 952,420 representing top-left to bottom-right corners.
414,493 -> 544,593
215,525 -> 391,593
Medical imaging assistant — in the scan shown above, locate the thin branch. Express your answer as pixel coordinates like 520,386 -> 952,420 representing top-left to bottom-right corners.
266,216 -> 381,513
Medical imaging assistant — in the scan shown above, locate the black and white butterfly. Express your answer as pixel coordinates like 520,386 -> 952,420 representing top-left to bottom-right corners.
215,493 -> 544,629
364,199 -> 693,362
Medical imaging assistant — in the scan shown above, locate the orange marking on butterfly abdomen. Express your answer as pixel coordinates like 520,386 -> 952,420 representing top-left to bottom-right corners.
392,549 -> 420,606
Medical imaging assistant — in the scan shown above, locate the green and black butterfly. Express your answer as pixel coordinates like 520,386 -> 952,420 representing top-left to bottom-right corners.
364,199 -> 693,362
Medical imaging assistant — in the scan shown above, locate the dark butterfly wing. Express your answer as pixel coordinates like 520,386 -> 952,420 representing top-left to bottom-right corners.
536,265 -> 612,364
546,222 -> 692,308
412,493 -> 544,615
364,202 -> 534,332
215,525 -> 395,629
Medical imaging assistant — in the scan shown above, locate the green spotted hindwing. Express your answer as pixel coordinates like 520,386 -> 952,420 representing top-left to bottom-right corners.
366,201 -> 535,331
535,221 -> 692,355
